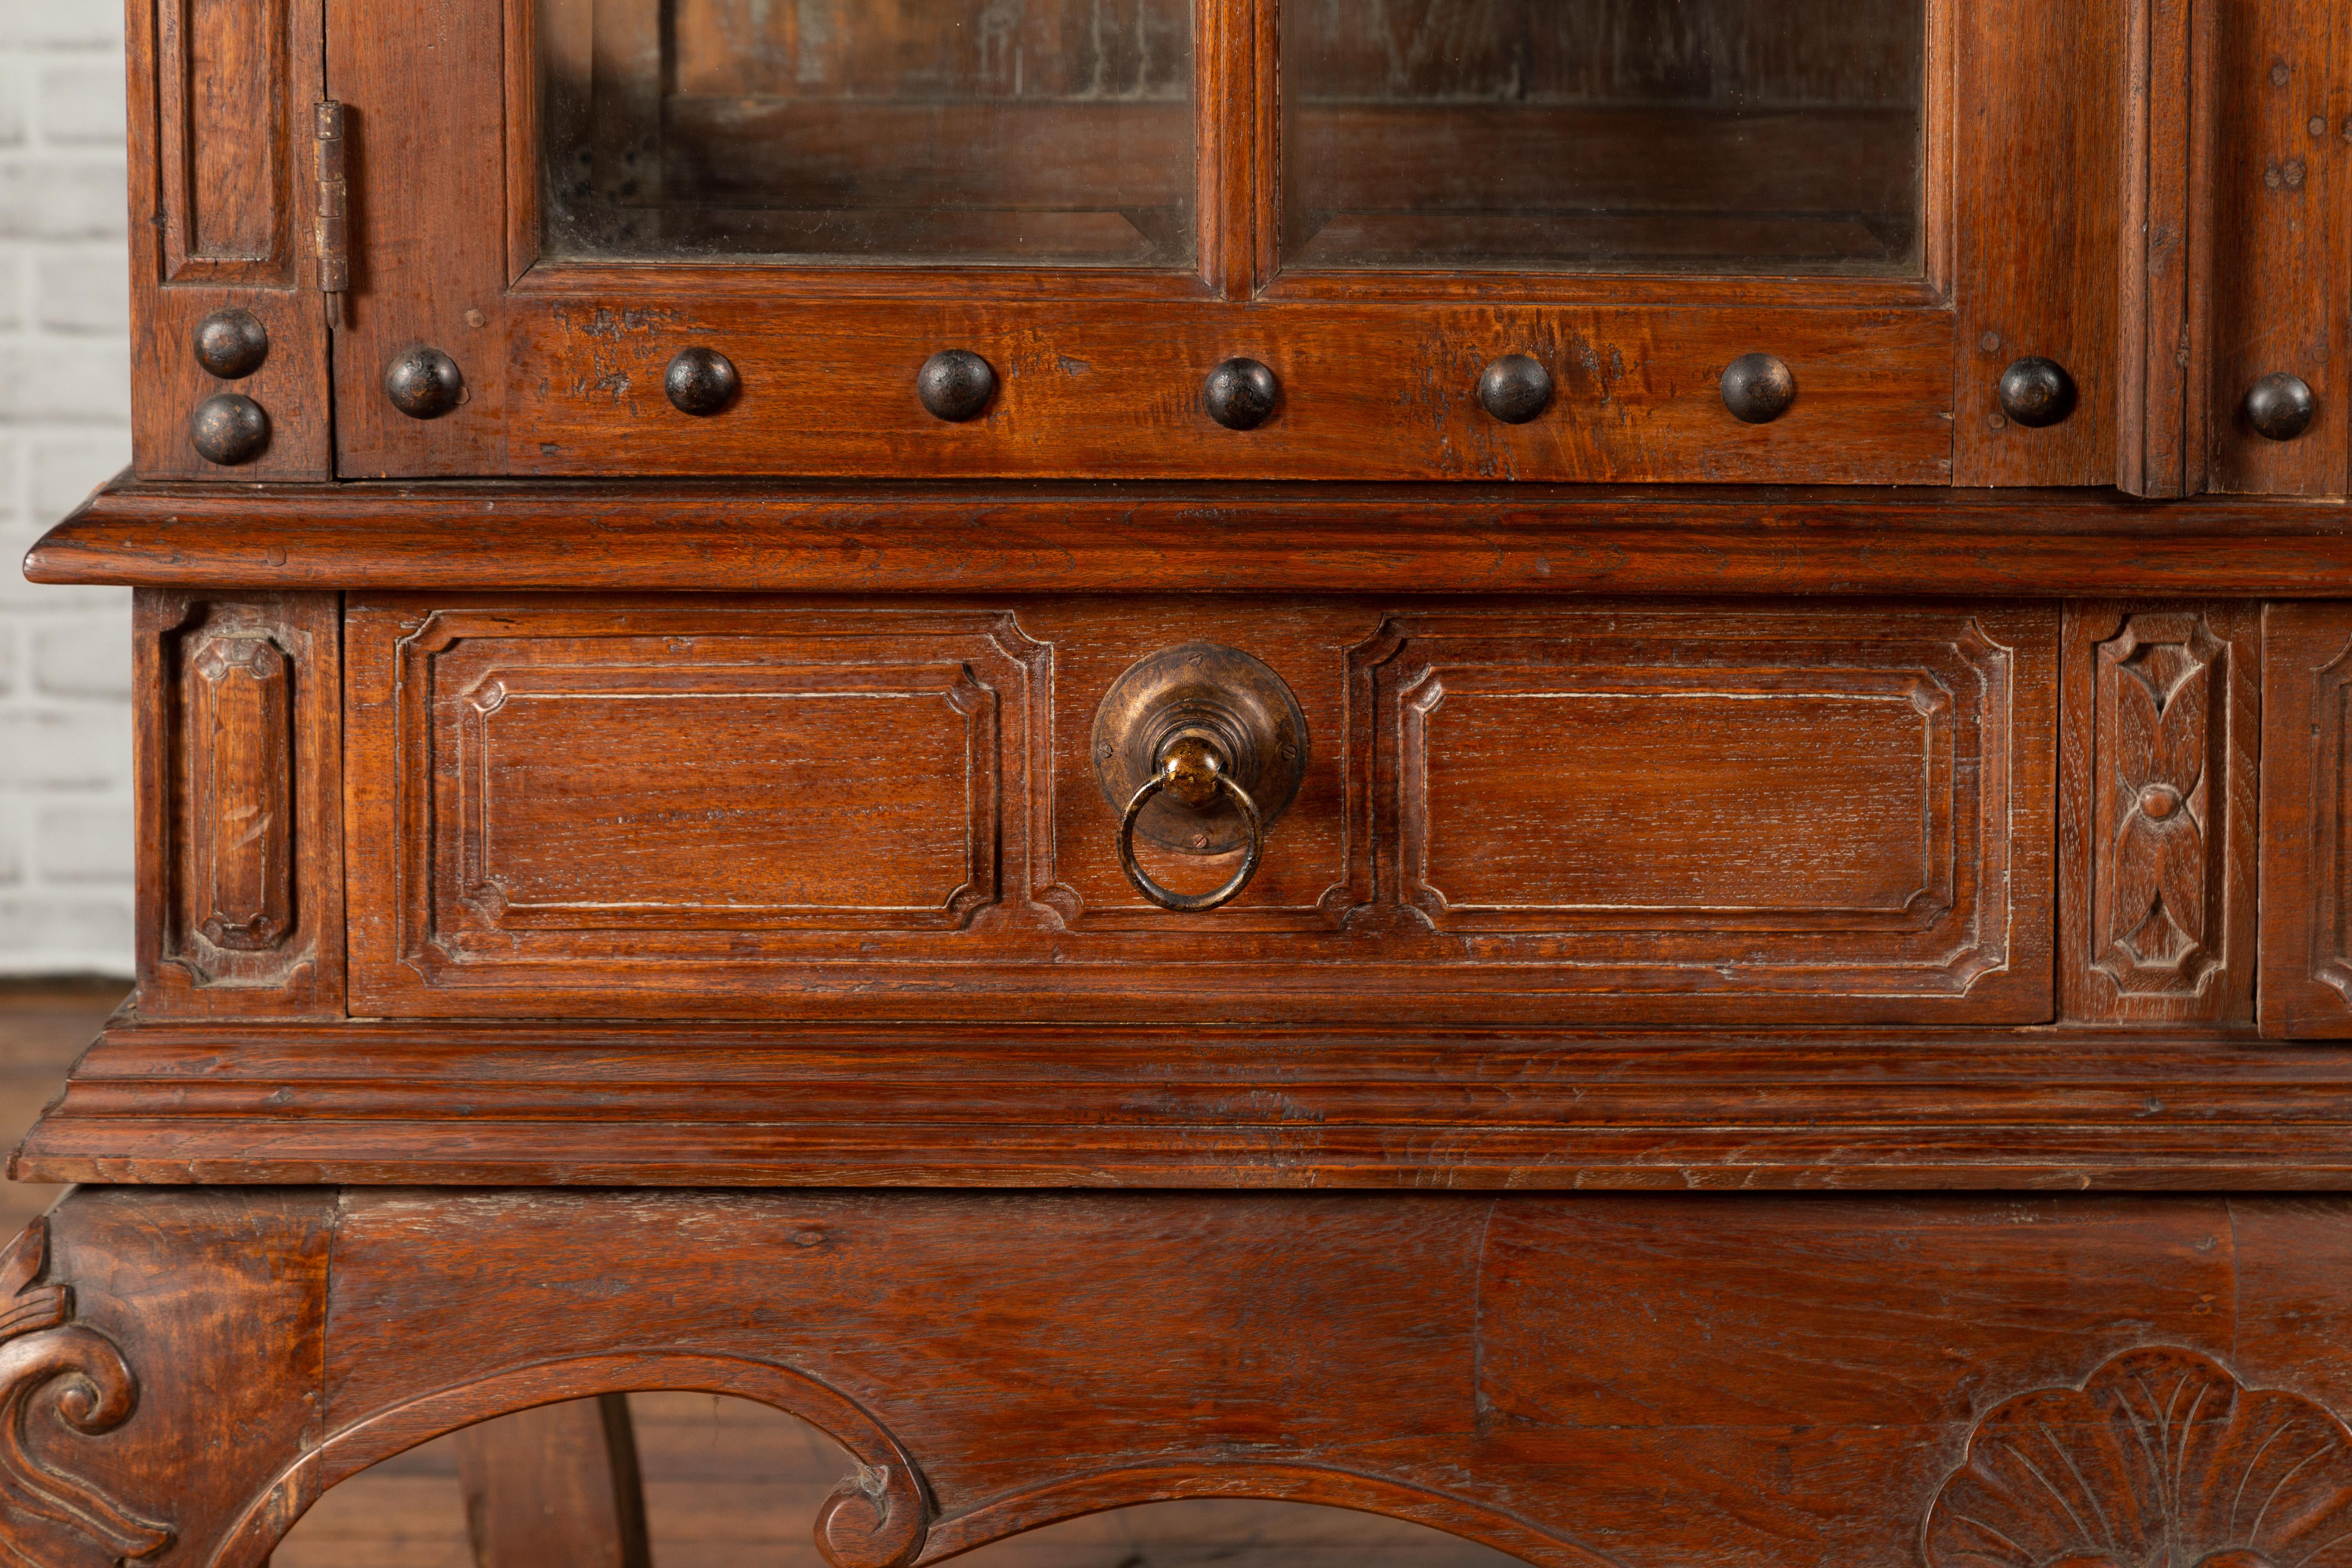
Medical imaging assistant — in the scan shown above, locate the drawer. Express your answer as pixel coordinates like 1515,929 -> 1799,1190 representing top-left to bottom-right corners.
344,595 -> 2056,1022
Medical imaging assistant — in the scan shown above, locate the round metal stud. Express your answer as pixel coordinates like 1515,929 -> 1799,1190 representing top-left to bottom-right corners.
1204,358 -> 1278,431
193,308 -> 269,380
1477,355 -> 1552,424
383,345 -> 466,420
917,350 -> 995,422
665,346 -> 740,416
1720,352 -> 1796,424
2245,371 -> 2317,442
188,393 -> 270,466
1997,356 -> 2077,427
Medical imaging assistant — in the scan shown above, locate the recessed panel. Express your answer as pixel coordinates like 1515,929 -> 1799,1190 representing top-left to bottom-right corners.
1365,606 -> 2054,1016
465,677 -> 983,920
1418,680 -> 1936,916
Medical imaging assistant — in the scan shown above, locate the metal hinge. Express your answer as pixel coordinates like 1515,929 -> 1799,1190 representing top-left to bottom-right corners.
314,101 -> 349,327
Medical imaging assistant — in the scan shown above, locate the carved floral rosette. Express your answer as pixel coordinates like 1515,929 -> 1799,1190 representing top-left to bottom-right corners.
1927,1347 -> 2352,1568
0,1217 -> 172,1567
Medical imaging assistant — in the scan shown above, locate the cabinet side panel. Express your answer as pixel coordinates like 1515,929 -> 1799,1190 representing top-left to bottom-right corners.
128,0 -> 331,479
134,589 -> 345,1019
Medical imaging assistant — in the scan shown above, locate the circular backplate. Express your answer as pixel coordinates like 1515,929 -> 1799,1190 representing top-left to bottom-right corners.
1091,643 -> 1308,855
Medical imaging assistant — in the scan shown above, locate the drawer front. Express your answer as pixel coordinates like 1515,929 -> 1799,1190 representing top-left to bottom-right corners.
345,596 -> 2055,1021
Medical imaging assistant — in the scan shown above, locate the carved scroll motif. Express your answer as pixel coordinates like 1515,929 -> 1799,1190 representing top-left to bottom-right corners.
1926,1346 -> 2352,1568
816,1460 -> 929,1568
0,1219 -> 174,1567
2092,614 -> 2230,995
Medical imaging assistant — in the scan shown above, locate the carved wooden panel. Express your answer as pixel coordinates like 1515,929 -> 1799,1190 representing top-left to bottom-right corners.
345,600 -> 1054,1011
0,1217 -> 175,1565
156,0 -> 293,280
37,1189 -> 334,1568
155,1188 -> 2332,1568
2059,603 -> 2257,1022
1354,606 -> 2055,1018
346,595 -> 2052,1023
2262,603 -> 2352,1036
136,591 -> 342,1017
1927,1346 -> 2352,1568
185,633 -> 293,952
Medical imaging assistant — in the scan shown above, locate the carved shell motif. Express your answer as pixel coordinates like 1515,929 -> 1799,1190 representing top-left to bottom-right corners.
1927,1347 -> 2352,1568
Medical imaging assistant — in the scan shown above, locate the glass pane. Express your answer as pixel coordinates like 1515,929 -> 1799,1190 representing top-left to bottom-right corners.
537,0 -> 1196,267
1281,0 -> 1925,274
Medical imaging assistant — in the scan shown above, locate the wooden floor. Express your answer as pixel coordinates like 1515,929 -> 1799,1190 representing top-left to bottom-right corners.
1,981 -> 1519,1567
0,978 -> 125,1237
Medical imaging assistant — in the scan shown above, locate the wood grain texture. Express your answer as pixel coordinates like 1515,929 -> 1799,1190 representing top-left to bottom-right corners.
38,1186 -> 335,1566
341,594 -> 2049,1024
2058,602 -> 2258,1021
2115,0 -> 2216,496
161,0 -> 291,274
34,1020 -> 2352,1188
45,1187 -> 2349,1568
127,0 -> 329,479
1925,1344 -> 2352,1567
455,1394 -> 651,1568
2260,601 -> 2352,1036
0,1216 -> 175,1565
1363,606 -> 2047,1014
37,481 -> 2352,597
2208,0 -> 2351,495
134,590 -> 343,1018
184,630 -> 293,953
1952,0 -> 2125,485
500,296 -> 1953,483
325,0 -> 507,477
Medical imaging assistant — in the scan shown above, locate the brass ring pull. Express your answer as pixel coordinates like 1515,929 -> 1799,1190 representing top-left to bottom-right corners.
1092,644 -> 1305,914
1118,770 -> 1263,913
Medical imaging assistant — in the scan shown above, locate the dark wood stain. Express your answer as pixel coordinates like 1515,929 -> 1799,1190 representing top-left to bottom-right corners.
28,0 -> 2352,1550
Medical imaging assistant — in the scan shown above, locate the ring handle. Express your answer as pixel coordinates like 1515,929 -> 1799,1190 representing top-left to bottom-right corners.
1118,772 -> 1263,912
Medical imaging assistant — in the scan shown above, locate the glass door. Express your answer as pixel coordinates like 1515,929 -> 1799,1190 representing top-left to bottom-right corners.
327,0 -> 2145,488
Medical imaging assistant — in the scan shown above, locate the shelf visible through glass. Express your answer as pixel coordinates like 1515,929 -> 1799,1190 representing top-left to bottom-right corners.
536,0 -> 1197,268
1281,0 -> 1925,274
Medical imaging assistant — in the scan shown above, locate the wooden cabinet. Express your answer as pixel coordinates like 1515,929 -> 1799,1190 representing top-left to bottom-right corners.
22,0 -> 2352,1553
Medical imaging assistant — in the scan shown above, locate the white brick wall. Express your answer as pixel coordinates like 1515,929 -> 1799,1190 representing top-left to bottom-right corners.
0,0 -> 132,977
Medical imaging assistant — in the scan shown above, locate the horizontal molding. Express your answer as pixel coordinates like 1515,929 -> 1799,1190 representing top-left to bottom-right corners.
33,480 -> 2352,596
20,1022 -> 2352,1189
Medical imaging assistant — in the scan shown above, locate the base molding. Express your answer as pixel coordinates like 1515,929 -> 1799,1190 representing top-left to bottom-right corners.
19,1019 -> 2352,1188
